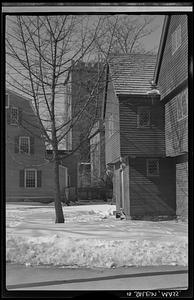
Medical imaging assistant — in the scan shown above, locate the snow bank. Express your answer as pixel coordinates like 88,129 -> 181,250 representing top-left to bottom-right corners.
6,203 -> 188,268
6,234 -> 188,268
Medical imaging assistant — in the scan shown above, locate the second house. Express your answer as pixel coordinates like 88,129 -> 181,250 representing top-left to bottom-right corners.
103,54 -> 176,219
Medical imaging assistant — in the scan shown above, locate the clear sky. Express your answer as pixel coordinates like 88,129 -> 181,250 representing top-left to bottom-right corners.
141,15 -> 164,53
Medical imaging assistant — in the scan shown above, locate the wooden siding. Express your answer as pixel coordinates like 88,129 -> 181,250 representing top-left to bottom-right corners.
105,79 -> 121,164
119,96 -> 165,157
165,88 -> 188,157
6,91 -> 67,201
129,157 -> 176,216
6,91 -> 46,165
176,160 -> 188,217
157,15 -> 188,100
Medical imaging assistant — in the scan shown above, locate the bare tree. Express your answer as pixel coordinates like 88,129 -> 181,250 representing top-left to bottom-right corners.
6,15 -> 118,223
93,15 -> 160,55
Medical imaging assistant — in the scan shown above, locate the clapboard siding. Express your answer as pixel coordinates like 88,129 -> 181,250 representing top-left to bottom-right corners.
119,96 -> 165,157
155,15 -> 188,218
105,79 -> 120,164
165,88 -> 188,156
6,90 -> 68,201
129,157 -> 176,216
157,15 -> 188,99
6,91 -> 46,163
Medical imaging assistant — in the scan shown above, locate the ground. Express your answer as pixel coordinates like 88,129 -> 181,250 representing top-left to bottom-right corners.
6,202 -> 188,269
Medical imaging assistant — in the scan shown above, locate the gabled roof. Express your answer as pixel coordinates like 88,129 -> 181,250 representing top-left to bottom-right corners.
108,54 -> 157,95
6,88 -> 31,102
6,88 -> 37,115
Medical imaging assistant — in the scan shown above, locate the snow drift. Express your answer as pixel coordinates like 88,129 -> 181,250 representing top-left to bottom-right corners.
6,203 -> 188,268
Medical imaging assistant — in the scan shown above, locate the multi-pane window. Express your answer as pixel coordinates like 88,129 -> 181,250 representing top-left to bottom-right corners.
172,24 -> 182,54
20,169 -> 41,188
147,159 -> 159,177
137,107 -> 150,128
177,89 -> 188,121
19,137 -> 30,154
25,169 -> 37,188
10,107 -> 19,125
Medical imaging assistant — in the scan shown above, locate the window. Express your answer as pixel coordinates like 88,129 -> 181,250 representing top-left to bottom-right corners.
6,94 -> 9,108
147,159 -> 159,177
137,107 -> 150,128
19,137 -> 30,154
25,169 -> 37,188
172,25 -> 182,54
15,136 -> 34,154
19,169 -> 41,188
10,107 -> 19,125
177,89 -> 188,121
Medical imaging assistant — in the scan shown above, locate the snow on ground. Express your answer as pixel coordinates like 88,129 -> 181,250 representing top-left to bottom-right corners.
6,203 -> 188,269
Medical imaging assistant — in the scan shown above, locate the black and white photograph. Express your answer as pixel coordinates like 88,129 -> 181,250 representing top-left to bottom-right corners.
1,2 -> 193,298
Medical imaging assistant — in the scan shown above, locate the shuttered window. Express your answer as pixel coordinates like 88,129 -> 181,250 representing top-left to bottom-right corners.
25,169 -> 36,187
19,137 -> 30,154
20,169 -> 42,188
15,136 -> 35,154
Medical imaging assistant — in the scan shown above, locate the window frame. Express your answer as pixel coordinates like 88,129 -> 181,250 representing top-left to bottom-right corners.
6,94 -> 9,108
24,169 -> 37,188
177,89 -> 188,121
10,106 -> 19,125
19,136 -> 30,154
172,24 -> 182,55
146,159 -> 160,177
137,106 -> 151,128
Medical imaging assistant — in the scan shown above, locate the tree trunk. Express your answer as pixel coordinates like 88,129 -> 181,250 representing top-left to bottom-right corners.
53,147 -> 65,223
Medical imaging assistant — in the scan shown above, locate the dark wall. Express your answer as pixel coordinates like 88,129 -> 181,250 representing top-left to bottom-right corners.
129,157 -> 176,216
119,96 -> 165,157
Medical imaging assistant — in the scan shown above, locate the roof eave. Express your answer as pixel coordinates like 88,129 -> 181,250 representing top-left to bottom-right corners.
102,64 -> 109,120
153,15 -> 171,85
6,88 -> 31,102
